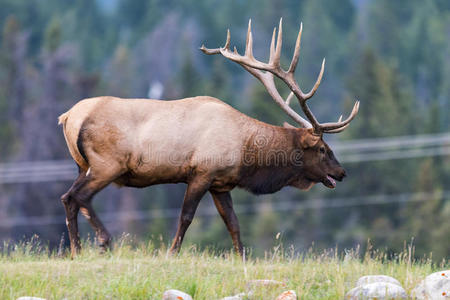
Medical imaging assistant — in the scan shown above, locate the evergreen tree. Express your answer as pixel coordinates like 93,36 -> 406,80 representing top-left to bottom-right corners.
177,54 -> 203,98
105,45 -> 133,98
1,16 -> 27,127
204,58 -> 232,103
404,0 -> 444,105
399,159 -> 448,259
330,48 -> 420,253
299,0 -> 353,119
344,48 -> 415,138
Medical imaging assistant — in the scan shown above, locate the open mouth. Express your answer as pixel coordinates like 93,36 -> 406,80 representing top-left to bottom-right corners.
322,175 -> 337,189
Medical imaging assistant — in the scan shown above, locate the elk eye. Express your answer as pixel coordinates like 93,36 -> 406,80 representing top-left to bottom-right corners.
319,147 -> 325,154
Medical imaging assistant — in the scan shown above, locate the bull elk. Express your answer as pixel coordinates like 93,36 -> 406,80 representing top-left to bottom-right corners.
58,19 -> 359,257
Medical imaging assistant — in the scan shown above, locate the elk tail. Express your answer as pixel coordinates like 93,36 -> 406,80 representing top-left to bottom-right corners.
58,112 -> 69,126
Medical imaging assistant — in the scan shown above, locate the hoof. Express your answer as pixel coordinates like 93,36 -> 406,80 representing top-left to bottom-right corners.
98,239 -> 111,254
99,246 -> 108,254
168,247 -> 180,256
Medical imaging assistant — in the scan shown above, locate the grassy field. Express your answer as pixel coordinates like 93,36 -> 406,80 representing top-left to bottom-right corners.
0,237 -> 446,299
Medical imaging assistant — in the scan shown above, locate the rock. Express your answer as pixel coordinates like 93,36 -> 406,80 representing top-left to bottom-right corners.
411,281 -> 427,299
356,275 -> 401,287
275,290 -> 297,300
220,292 -> 246,300
411,270 -> 450,299
16,298 -> 47,300
346,282 -> 407,299
246,279 -> 286,290
162,289 -> 193,300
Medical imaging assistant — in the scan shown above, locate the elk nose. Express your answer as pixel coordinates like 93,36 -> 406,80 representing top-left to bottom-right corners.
335,169 -> 346,181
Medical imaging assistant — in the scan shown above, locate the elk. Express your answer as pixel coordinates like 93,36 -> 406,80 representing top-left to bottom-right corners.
58,19 -> 359,257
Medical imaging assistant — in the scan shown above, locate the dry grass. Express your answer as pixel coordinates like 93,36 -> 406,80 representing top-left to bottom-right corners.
0,236 -> 445,299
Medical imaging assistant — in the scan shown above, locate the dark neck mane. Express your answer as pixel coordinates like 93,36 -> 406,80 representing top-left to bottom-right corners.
237,125 -> 302,195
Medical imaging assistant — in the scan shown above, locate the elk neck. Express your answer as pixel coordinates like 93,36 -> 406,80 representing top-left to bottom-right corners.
237,123 -> 304,195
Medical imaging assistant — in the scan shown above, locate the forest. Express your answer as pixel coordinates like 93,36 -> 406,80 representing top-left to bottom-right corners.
0,0 -> 449,261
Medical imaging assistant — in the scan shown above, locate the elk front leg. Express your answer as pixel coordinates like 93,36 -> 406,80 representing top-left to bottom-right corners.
169,177 -> 210,254
211,191 -> 243,255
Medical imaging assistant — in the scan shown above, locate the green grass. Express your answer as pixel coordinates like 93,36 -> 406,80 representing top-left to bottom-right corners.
0,236 -> 446,299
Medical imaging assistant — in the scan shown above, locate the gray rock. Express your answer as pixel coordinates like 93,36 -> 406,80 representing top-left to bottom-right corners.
411,281 -> 427,299
162,289 -> 193,300
411,270 -> 450,299
346,282 -> 407,299
356,275 -> 401,287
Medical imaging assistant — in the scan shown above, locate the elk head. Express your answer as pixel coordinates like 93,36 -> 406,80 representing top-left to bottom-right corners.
201,19 -> 359,189
285,126 -> 347,190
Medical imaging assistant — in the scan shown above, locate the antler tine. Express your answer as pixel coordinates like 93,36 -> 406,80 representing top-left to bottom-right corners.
325,123 -> 350,133
323,115 -> 346,133
303,58 -> 325,99
245,19 -> 254,59
321,101 -> 360,131
273,18 -> 283,68
225,29 -> 231,50
288,22 -> 302,74
199,28 -> 230,54
269,27 -> 277,64
285,91 -> 294,106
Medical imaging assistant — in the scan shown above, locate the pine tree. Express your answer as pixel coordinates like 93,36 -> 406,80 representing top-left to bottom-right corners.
344,48 -> 415,138
399,159 -> 448,260
328,48 -> 419,252
177,54 -> 203,98
105,45 -> 133,98
1,15 -> 28,128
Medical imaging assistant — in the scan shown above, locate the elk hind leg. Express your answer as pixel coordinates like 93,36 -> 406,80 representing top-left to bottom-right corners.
61,170 -> 88,258
79,204 -> 111,253
70,165 -> 123,252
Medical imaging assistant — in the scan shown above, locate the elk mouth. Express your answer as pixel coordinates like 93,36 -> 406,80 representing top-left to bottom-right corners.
322,175 -> 337,189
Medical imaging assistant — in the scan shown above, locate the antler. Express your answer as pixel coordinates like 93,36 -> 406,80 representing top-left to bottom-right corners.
200,19 -> 359,134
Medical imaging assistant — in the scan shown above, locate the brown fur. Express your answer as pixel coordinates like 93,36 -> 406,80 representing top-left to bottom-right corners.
59,96 -> 346,257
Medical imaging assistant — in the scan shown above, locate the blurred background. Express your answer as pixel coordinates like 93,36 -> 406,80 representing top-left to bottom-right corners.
0,0 -> 449,261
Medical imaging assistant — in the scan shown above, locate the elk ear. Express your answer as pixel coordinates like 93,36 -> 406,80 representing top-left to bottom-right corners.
283,122 -> 297,129
300,132 -> 321,148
